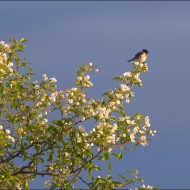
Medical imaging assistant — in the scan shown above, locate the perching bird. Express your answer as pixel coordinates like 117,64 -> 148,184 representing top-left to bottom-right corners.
128,49 -> 149,63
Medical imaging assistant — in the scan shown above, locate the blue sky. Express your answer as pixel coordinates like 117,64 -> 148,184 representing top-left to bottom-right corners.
1,1 -> 190,189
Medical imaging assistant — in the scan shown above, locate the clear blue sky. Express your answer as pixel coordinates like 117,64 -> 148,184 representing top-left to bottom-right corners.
1,1 -> 190,189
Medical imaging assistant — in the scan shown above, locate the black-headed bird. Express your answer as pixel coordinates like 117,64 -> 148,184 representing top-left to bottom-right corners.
128,49 -> 149,63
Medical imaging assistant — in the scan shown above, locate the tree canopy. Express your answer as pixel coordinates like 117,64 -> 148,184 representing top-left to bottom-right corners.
0,38 -> 156,189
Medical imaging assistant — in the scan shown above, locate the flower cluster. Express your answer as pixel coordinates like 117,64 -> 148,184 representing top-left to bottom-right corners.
0,52 -> 14,73
76,63 -> 97,88
140,184 -> 154,189
0,125 -> 15,143
0,41 -> 10,49
117,114 -> 156,147
76,75 -> 93,88
89,122 -> 118,149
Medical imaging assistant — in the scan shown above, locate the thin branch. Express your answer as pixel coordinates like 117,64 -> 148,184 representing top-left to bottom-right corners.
71,150 -> 103,174
2,142 -> 35,163
2,140 -> 50,163
14,170 -> 57,177
11,142 -> 57,176
74,169 -> 91,187
12,161 -> 33,175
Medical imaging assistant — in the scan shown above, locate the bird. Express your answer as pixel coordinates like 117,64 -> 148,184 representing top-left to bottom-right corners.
128,49 -> 149,63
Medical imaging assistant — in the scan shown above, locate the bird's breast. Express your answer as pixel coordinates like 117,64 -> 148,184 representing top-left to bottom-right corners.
139,53 -> 147,62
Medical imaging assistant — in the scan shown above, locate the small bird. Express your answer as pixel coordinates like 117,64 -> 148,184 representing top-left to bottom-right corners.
128,49 -> 149,63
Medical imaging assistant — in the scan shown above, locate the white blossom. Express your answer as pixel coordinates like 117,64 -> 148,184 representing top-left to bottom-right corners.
77,137 -> 81,142
90,143 -> 94,147
49,77 -> 57,83
97,107 -> 111,119
123,72 -> 131,77
34,85 -> 39,89
79,125 -> 85,132
85,75 -> 90,80
81,116 -> 85,121
120,84 -> 130,92
8,62 -> 14,67
0,41 -> 10,48
42,74 -> 48,81
77,76 -> 82,81
5,129 -> 10,134
41,119 -> 48,125
130,133 -> 135,143
38,113 -> 43,118
49,92 -> 57,102
145,116 -> 150,127
68,99 -> 73,104
7,135 -> 15,142
147,185 -> 154,189
125,98 -> 130,103
140,136 -> 148,147
0,41 -> 5,45
76,102 -> 80,106
149,130 -> 157,136
141,184 -> 153,189
115,93 -> 123,99
133,127 -> 139,133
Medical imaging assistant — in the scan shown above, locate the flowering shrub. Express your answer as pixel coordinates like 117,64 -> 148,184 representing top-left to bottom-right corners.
0,38 -> 156,189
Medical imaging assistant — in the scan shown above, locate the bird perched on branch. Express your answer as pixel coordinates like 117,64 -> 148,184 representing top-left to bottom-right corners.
128,49 -> 149,63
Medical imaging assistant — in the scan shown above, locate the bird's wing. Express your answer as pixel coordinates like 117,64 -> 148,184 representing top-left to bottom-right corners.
133,51 -> 143,59
128,51 -> 144,62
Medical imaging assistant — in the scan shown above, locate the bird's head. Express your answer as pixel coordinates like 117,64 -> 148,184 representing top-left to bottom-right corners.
142,49 -> 149,54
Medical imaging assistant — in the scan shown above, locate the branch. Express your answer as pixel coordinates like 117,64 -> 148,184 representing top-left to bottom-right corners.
11,142 -> 57,176
13,170 -> 57,177
2,140 -> 50,163
71,150 -> 103,174
12,161 -> 33,175
2,142 -> 35,163
74,169 -> 91,187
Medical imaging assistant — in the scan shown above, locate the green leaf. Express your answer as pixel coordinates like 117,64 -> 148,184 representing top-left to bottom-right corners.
92,165 -> 101,171
39,158 -> 44,164
48,151 -> 54,161
20,38 -> 28,43
102,92 -> 110,97
50,183 -> 58,190
118,152 -> 123,160
87,173 -> 93,180
111,152 -> 118,159
118,174 -> 125,181
84,150 -> 93,158
118,106 -> 126,117
23,180 -> 29,189
127,170 -> 134,175
112,76 -> 122,81
78,65 -> 85,72
12,37 -> 18,45
103,152 -> 110,160
0,64 -> 9,71
108,162 -> 112,171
